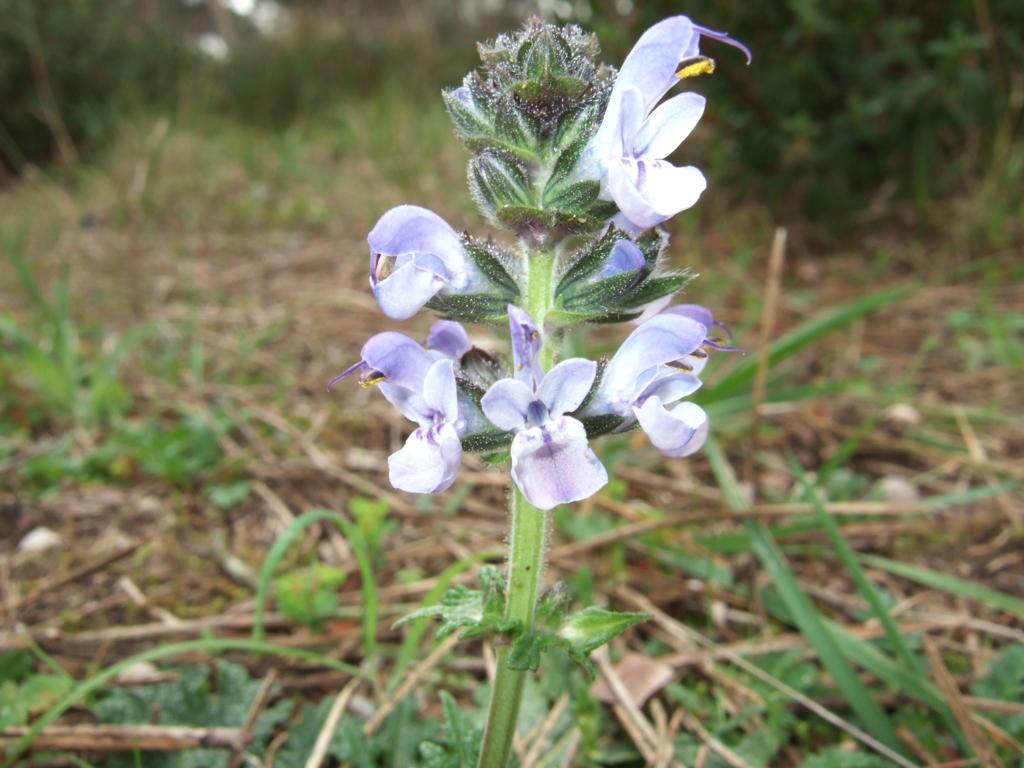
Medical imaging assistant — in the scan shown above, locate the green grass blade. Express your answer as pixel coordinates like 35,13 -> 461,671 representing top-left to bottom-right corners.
3,231 -> 53,319
859,554 -> 1024,617
701,285 -> 912,404
789,460 -> 971,751
823,619 -> 982,757
919,480 -> 1021,509
703,435 -> 749,512
253,508 -> 379,663
814,412 -> 883,486
706,438 -> 905,753
744,519 -> 905,753
823,620 -> 944,708
0,638 -> 367,767
790,458 -> 920,673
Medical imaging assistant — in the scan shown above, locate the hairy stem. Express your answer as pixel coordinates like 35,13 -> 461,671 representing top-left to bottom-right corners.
476,488 -> 548,768
476,248 -> 556,768
525,248 -> 556,367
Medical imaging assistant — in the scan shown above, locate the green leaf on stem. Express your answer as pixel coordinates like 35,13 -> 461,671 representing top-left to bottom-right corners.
508,632 -> 572,672
461,429 -> 514,453
462,235 -> 521,297
425,293 -> 511,323
559,606 -> 650,656
507,606 -> 649,677
393,565 -> 519,642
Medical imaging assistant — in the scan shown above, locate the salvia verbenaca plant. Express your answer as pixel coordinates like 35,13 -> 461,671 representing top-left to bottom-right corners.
330,15 -> 750,768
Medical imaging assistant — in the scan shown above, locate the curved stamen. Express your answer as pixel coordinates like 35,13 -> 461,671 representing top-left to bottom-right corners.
326,360 -> 368,392
695,25 -> 752,65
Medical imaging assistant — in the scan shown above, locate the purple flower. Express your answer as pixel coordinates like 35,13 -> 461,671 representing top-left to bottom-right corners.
383,358 -> 463,494
328,321 -> 476,494
481,307 -> 607,510
586,312 -> 712,457
368,205 -> 482,320
580,17 -> 751,232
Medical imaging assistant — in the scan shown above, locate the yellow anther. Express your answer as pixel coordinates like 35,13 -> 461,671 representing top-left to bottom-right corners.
359,373 -> 386,388
676,56 -> 716,79
373,253 -> 396,281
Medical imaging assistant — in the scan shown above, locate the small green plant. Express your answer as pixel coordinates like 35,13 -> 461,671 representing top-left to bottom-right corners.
0,232 -> 149,430
350,496 -> 395,566
274,564 -> 348,631
0,652 -> 70,732
19,414 -> 225,492
90,661 -> 292,768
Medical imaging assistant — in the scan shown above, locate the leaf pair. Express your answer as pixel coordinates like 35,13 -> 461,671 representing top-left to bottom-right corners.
395,570 -> 648,679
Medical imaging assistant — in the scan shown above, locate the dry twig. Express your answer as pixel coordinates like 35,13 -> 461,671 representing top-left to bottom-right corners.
0,725 -> 244,752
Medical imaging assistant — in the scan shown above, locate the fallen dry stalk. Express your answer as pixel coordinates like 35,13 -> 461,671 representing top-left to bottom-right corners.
0,724 -> 244,752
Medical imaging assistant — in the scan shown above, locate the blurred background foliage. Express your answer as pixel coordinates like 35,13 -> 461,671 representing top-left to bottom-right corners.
1,0 -> 1021,241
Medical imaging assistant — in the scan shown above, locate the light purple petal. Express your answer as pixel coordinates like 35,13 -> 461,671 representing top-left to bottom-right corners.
634,92 -> 706,160
388,422 -> 462,493
360,332 -> 434,391
637,160 -> 706,218
614,16 -> 700,117
606,159 -> 663,231
422,359 -> 458,424
663,303 -> 714,328
537,358 -> 597,417
372,258 -> 447,320
457,389 -> 489,436
480,377 -> 534,431
510,416 -> 608,510
639,371 -> 703,405
368,205 -> 470,319
617,88 -> 647,155
368,205 -> 465,278
633,398 -> 708,457
378,382 -> 431,426
609,211 -> 646,237
427,320 -> 472,360
508,304 -> 543,389
663,304 -> 741,352
597,239 -> 646,280
609,157 -> 706,230
601,314 -> 708,405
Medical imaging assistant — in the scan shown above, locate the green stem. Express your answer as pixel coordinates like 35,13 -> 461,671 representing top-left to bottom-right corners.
477,488 -> 548,768
524,248 -> 556,367
476,247 -> 557,768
